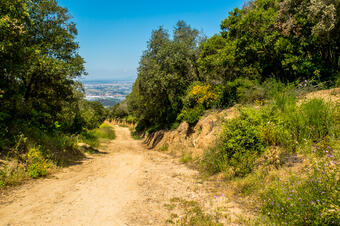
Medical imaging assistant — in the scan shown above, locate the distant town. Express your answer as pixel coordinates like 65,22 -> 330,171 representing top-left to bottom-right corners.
82,80 -> 134,108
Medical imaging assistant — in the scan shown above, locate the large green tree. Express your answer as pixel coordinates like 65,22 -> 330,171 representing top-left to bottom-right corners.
127,21 -> 202,130
0,0 -> 86,148
198,0 -> 340,83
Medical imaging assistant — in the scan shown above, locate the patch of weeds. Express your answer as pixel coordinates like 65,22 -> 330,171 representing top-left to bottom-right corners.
80,123 -> 115,148
159,144 -> 169,152
130,128 -> 143,140
170,121 -> 181,131
260,159 -> 339,225
26,147 -> 53,179
167,198 -> 223,226
164,203 -> 176,211
180,151 -> 193,164
0,160 -> 27,188
201,107 -> 267,178
231,174 -> 264,197
330,89 -> 337,96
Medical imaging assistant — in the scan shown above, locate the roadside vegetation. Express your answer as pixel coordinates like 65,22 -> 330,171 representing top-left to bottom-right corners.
108,0 -> 340,224
79,123 -> 116,148
0,0 -> 110,188
201,88 -> 339,224
1,0 -> 339,224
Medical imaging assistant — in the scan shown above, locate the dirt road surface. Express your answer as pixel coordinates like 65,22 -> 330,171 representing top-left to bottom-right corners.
0,126 -> 237,226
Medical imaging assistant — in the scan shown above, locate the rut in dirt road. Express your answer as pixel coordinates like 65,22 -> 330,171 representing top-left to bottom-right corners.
0,126 -> 224,226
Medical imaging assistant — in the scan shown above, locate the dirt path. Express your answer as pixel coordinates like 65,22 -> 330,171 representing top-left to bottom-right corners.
0,126 -> 242,225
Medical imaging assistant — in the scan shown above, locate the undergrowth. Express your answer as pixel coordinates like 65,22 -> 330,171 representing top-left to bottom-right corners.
201,97 -> 338,178
79,123 -> 116,148
166,198 -> 223,226
129,127 -> 143,140
260,158 -> 339,225
1,123 -> 115,188
200,89 -> 339,224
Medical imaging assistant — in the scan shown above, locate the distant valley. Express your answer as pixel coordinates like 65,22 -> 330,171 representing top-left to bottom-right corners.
82,80 -> 133,108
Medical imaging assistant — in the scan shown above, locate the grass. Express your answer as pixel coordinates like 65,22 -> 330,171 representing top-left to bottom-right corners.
1,123 -> 115,189
79,123 -> 115,148
198,89 -> 340,224
166,198 -> 223,225
260,158 -> 339,225
180,152 -> 193,164
159,144 -> 169,152
129,128 -> 143,140
0,160 -> 27,188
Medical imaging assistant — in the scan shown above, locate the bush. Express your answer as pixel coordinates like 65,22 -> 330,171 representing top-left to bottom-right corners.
277,98 -> 338,151
177,105 -> 204,125
26,147 -> 52,179
178,83 -> 218,125
183,83 -> 218,109
261,159 -> 339,225
79,123 -> 115,148
219,78 -> 265,107
202,108 -> 267,177
126,115 -> 137,124
335,74 -> 340,87
0,161 -> 27,188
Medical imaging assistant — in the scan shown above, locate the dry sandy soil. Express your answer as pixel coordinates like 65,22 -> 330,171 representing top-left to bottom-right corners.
0,126 -> 243,226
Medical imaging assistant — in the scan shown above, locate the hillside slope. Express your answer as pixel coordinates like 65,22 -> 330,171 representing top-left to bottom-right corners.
145,106 -> 239,158
145,88 -> 340,159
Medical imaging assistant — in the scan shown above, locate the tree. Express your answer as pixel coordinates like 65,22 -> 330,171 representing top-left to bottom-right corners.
198,0 -> 340,83
127,21 -> 202,130
0,0 -> 86,149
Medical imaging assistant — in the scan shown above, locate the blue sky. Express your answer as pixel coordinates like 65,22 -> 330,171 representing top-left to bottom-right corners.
58,0 -> 246,81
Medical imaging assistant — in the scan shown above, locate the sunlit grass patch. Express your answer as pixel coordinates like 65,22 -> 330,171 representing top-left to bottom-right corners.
260,158 -> 339,225
79,123 -> 116,148
159,144 -> 169,152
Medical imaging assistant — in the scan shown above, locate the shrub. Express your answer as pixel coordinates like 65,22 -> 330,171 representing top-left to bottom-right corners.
80,123 -> 115,148
177,105 -> 204,125
170,121 -> 181,130
335,74 -> 340,87
185,83 -> 218,109
178,83 -> 219,125
26,147 -> 52,179
261,159 -> 339,225
219,78 -> 265,107
0,161 -> 27,188
281,99 -> 338,150
159,144 -> 169,152
202,108 -> 267,177
126,115 -> 137,124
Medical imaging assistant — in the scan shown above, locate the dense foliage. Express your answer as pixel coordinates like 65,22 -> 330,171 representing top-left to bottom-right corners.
127,0 -> 340,131
127,21 -> 202,131
0,1 -> 107,168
